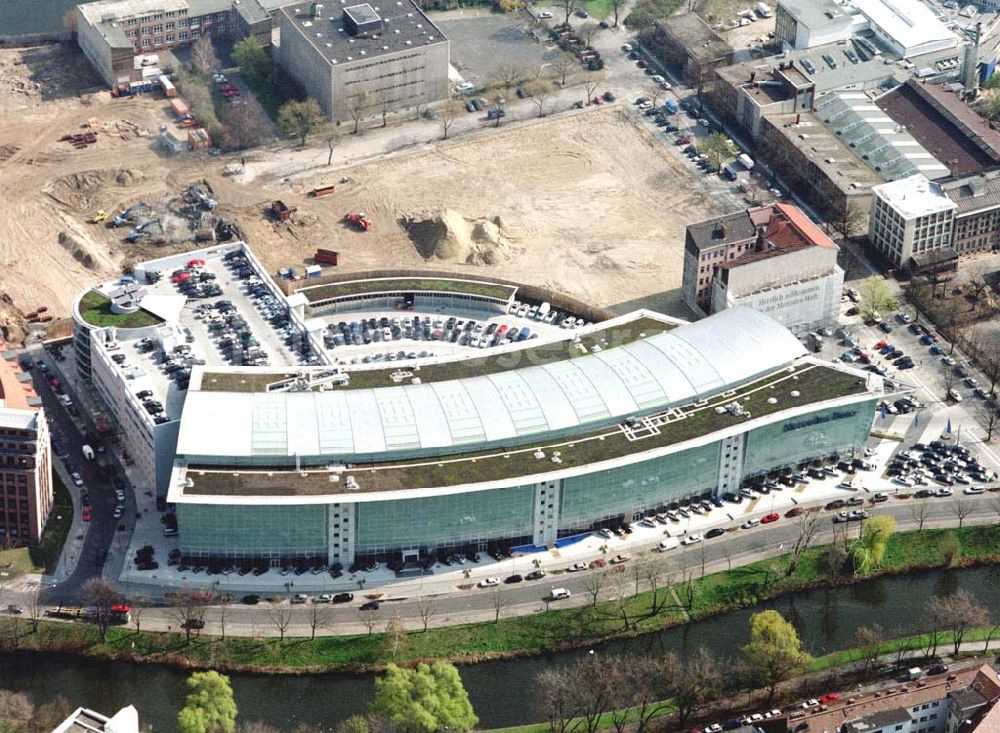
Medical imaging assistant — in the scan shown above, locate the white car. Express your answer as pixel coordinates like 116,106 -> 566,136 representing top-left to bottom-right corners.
113,505 -> 123,519
567,561 -> 588,572
681,533 -> 703,545
660,81 -> 672,90
115,489 -> 125,502
948,388 -> 963,402
652,74 -> 666,84
893,476 -> 915,487
964,486 -> 986,495
454,81 -> 476,93
478,577 -> 500,588
622,43 -> 634,52
697,118 -> 710,127
741,518 -> 760,529
71,472 -> 84,487
538,10 -> 553,17
548,587 -> 571,601
933,487 -> 953,497
638,101 -> 654,110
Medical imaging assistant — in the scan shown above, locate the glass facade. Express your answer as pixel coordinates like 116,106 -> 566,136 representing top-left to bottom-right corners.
355,485 -> 536,553
559,442 -> 721,530
177,503 -> 328,562
742,400 -> 877,478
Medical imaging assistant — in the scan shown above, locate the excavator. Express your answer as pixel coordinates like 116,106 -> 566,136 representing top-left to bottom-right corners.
345,212 -> 372,231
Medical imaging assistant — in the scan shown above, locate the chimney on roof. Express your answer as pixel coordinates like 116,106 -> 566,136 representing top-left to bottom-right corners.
755,225 -> 767,253
716,221 -> 728,239
750,70 -> 757,83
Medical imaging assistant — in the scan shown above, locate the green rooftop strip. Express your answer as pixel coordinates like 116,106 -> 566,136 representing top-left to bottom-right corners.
299,277 -> 518,304
183,363 -> 871,497
78,289 -> 163,329
198,372 -> 302,393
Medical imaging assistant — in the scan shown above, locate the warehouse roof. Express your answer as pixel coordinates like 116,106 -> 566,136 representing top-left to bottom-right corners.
942,170 -> 1000,215
851,0 -> 956,57
175,307 -> 807,462
279,0 -> 447,66
655,13 -> 732,64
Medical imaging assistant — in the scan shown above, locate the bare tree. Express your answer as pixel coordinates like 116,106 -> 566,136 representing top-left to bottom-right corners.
131,605 -> 145,635
267,603 -> 293,641
491,63 -> 522,92
561,0 -> 579,25
671,648 -> 722,728
322,124 -> 342,166
437,99 -> 463,140
831,202 -> 868,243
190,36 -> 219,76
941,589 -> 990,655
490,95 -> 506,128
221,98 -> 271,150
643,81 -> 662,109
81,578 -> 118,641
376,89 -> 393,127
641,558 -> 670,614
950,499 -> 974,529
786,510 -> 821,576
721,542 -> 736,571
307,602 -> 330,640
524,79 -> 555,118
606,568 -> 632,630
25,588 -> 43,633
359,606 -> 380,636
536,667 -> 579,733
921,595 -> 950,658
582,570 -> 604,607
217,594 -> 232,641
415,594 -> 437,632
172,592 -> 208,642
854,624 -> 885,679
584,79 -> 600,106
610,0 -> 623,26
381,612 -> 409,660
490,586 -> 508,623
608,655 -> 670,733
578,22 -> 599,47
976,401 -> 1000,442
348,90 -> 369,134
550,54 -> 577,87
992,493 -> 1000,523
910,500 -> 930,531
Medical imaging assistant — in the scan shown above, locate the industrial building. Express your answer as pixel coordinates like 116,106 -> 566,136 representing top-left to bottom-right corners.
868,173 -> 957,269
164,306 -> 888,568
276,0 -> 450,122
648,13 -> 734,91
683,203 -> 844,332
0,344 -> 52,545
774,0 -> 957,59
75,0 -> 271,87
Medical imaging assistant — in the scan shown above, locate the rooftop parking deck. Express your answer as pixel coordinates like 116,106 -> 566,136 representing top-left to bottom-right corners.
181,362 -> 874,496
196,314 -> 677,393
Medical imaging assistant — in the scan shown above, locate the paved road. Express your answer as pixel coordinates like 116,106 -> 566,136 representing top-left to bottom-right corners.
8,494 -> 991,638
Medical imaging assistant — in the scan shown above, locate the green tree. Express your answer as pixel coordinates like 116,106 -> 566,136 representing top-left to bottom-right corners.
232,38 -> 273,85
278,98 -> 326,146
700,132 -> 736,172
370,663 -> 478,733
742,610 -> 812,701
859,276 -> 898,321
178,671 -> 239,733
850,515 -> 895,573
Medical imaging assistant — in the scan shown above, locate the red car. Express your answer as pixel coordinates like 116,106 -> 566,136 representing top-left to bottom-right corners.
785,506 -> 804,518
873,340 -> 887,350
172,271 -> 191,283
821,693 -> 841,704
82,506 -> 92,522
637,59 -> 647,68
761,512 -> 780,524
675,136 -> 691,145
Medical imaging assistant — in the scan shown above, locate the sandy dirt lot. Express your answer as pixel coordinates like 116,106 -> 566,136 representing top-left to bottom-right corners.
236,109 -> 726,316
0,43 -> 726,340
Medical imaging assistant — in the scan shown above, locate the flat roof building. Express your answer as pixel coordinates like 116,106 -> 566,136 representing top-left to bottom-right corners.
0,342 -> 52,546
650,13 -> 734,90
53,705 -> 139,733
869,173 -> 957,269
684,203 -> 843,333
276,0 -> 450,122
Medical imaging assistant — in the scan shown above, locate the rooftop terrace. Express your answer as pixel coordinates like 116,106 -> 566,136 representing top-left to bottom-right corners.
298,277 -> 517,304
180,362 -> 873,496
77,290 -> 163,329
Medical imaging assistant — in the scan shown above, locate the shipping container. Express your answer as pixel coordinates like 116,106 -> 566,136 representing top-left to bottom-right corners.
305,265 -> 322,278
170,98 -> 189,118
159,75 -> 176,97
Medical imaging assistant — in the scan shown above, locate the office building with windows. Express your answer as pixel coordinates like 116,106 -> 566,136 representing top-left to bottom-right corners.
0,346 -> 52,545
276,0 -> 450,122
869,173 -> 957,269
166,306 -> 890,568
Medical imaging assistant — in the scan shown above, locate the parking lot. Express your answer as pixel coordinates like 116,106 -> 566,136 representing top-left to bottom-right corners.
316,300 -> 582,366
435,9 -> 562,88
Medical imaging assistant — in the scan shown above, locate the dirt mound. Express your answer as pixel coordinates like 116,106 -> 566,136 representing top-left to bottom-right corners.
45,168 -> 145,210
0,294 -> 27,345
58,231 -> 98,269
403,209 -> 517,265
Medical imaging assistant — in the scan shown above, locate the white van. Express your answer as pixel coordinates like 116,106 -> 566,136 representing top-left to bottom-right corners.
548,588 -> 571,601
655,538 -> 679,552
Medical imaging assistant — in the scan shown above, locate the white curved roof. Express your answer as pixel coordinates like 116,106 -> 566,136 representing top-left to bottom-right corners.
176,307 -> 806,461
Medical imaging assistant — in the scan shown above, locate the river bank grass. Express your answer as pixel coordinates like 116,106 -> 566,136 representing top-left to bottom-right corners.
9,525 -> 1000,673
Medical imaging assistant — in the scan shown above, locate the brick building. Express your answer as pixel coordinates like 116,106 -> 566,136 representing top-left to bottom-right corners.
0,346 -> 52,545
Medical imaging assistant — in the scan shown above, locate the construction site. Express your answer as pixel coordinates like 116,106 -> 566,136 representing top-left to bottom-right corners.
0,43 -> 727,344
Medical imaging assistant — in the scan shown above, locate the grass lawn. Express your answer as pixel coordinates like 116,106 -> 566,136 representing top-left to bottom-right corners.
0,475 -> 73,579
78,290 -> 162,329
300,277 -> 517,303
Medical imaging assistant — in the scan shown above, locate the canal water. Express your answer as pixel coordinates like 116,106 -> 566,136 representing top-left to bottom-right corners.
1,566 -> 998,731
